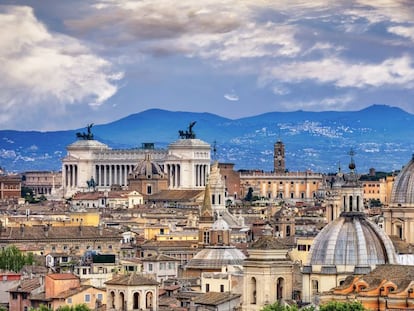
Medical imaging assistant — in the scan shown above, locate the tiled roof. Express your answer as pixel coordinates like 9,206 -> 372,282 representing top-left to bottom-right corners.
105,273 -> 159,286
145,190 -> 204,202
9,278 -> 41,293
1,226 -> 122,241
47,273 -> 78,280
53,285 -> 95,299
193,292 -> 241,306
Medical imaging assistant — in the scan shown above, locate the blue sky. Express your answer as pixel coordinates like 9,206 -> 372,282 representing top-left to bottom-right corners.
1,0 -> 414,130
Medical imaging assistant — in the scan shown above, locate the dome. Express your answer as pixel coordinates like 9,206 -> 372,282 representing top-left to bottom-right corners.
132,153 -> 164,178
185,246 -> 246,270
390,156 -> 414,205
212,218 -> 230,231
307,213 -> 397,268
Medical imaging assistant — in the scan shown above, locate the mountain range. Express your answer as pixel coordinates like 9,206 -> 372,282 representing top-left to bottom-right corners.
1,104 -> 413,174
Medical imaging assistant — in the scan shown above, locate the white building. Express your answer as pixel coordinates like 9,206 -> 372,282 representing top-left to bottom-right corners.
62,129 -> 211,198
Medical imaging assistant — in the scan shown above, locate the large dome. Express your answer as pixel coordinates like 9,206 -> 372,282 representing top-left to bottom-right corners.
185,246 -> 246,270
307,213 -> 397,270
390,156 -> 414,205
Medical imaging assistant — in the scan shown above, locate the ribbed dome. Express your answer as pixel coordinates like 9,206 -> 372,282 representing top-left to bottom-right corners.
131,153 -> 164,178
308,213 -> 397,267
390,156 -> 414,205
186,246 -> 246,269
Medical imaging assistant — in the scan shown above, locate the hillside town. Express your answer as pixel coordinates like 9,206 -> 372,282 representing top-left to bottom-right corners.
1,123 -> 413,311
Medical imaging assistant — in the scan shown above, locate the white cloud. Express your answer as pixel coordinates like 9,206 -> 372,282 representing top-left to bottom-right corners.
0,5 -> 123,128
280,93 -> 355,111
224,91 -> 239,101
262,55 -> 414,89
388,26 -> 414,42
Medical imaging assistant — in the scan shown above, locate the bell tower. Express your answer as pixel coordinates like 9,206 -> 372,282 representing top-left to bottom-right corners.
274,140 -> 285,174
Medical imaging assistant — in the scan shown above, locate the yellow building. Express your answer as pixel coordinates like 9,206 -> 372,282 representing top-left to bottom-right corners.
289,236 -> 314,264
144,224 -> 170,240
240,171 -> 323,203
3,211 -> 100,228
155,229 -> 199,241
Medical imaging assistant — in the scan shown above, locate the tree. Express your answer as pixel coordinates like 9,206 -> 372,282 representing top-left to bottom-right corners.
56,305 -> 92,311
319,301 -> 366,311
260,302 -> 298,311
260,302 -> 316,311
0,245 -> 34,272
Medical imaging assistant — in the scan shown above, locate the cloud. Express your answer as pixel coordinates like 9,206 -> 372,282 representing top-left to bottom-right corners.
280,93 -> 355,111
388,26 -> 414,42
224,91 -> 239,101
261,55 -> 414,89
0,5 -> 123,128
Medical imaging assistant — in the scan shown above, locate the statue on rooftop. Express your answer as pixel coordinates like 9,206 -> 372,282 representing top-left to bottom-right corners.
76,123 -> 94,140
178,121 -> 197,139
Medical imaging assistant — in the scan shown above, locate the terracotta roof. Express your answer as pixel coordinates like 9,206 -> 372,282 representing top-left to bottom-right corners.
105,273 -> 159,286
47,273 -> 79,280
1,226 -> 122,241
193,292 -> 241,306
145,190 -> 204,202
53,285 -> 99,299
9,278 -> 41,293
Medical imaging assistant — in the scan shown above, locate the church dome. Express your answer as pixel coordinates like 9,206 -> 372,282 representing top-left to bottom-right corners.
307,213 -> 397,269
131,153 -> 164,178
390,155 -> 414,205
212,218 -> 230,231
185,246 -> 246,270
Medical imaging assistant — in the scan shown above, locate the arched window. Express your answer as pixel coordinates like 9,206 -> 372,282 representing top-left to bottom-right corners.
146,292 -> 153,309
277,277 -> 284,300
110,291 -> 115,309
119,292 -> 125,311
286,225 -> 291,237
250,277 -> 257,304
133,292 -> 140,309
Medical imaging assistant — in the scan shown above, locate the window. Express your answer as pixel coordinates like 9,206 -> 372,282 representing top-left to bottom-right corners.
67,297 -> 72,304
148,263 -> 153,271
97,293 -> 103,301
220,284 -> 224,292
85,294 -> 91,302
206,284 -> 210,292
12,293 -> 17,300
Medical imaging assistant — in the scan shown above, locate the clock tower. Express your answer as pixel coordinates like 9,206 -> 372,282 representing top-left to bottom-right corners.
274,140 -> 285,174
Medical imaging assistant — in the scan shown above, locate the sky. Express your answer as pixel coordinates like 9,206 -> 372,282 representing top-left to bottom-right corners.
1,0 -> 414,131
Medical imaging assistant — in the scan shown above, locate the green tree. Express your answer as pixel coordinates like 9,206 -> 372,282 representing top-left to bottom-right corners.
260,302 -> 298,311
0,245 -> 34,272
57,305 -> 92,311
30,305 -> 52,311
319,301 -> 366,311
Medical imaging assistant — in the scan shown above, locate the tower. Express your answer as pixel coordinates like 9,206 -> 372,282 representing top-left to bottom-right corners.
274,140 -> 285,174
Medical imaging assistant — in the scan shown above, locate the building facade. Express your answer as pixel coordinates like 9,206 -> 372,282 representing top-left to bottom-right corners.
62,129 -> 211,198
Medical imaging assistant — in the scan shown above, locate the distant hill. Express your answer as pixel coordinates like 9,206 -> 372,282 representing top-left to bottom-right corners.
1,104 -> 413,174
